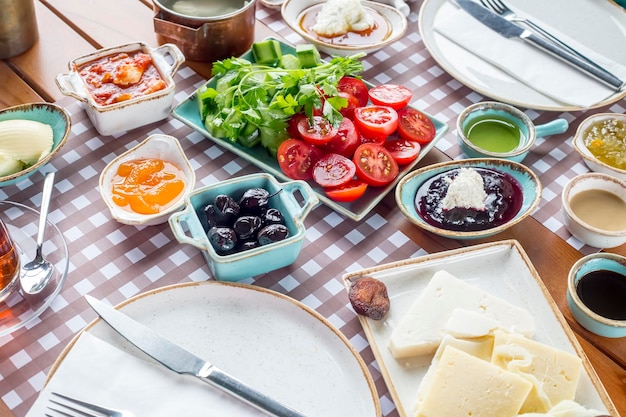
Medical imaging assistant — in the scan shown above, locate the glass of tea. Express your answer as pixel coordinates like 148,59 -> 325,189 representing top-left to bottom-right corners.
0,217 -> 20,302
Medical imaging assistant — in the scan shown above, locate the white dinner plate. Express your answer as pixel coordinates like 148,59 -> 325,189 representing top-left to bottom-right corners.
342,240 -> 618,417
419,0 -> 626,111
50,282 -> 381,416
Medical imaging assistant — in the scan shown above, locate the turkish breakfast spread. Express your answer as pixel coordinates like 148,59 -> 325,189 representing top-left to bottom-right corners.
0,119 -> 53,176
110,158 -> 185,215
355,270 -> 605,417
582,117 -> 626,170
76,50 -> 167,106
415,167 -> 523,232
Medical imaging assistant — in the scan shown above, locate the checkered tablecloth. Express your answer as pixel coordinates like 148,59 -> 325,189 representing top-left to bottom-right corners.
1,3 -> 624,416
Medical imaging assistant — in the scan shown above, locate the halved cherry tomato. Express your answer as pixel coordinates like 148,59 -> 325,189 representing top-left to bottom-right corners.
312,153 -> 356,188
352,143 -> 399,187
337,76 -> 369,107
337,91 -> 360,120
368,84 -> 413,110
277,139 -> 324,181
297,115 -> 338,145
354,106 -> 398,142
397,108 -> 436,144
324,180 -> 368,202
323,117 -> 360,157
287,113 -> 306,139
384,139 -> 421,165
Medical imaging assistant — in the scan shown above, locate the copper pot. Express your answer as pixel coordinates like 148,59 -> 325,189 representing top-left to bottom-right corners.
152,0 -> 256,62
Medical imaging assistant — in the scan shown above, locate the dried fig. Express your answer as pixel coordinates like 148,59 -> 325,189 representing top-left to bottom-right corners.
348,276 -> 390,320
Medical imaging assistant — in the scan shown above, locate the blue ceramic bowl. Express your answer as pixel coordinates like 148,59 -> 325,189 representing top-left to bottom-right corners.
0,103 -> 71,186
395,158 -> 542,239
456,101 -> 568,163
169,173 -> 319,281
567,253 -> 626,338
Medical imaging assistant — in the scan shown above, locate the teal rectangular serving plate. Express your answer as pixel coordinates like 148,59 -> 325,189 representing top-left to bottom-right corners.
172,39 -> 448,221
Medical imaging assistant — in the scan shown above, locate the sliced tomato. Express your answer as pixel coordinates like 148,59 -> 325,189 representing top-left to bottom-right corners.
297,115 -> 338,145
324,180 -> 368,202
384,139 -> 421,165
312,153 -> 356,188
337,76 -> 369,107
287,113 -> 306,139
397,108 -> 436,144
368,84 -> 413,110
277,139 -> 324,181
354,106 -> 398,142
337,91 -> 360,120
352,143 -> 399,187
323,117 -> 360,157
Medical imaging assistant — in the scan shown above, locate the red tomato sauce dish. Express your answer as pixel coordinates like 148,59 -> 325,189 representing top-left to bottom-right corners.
76,51 -> 167,106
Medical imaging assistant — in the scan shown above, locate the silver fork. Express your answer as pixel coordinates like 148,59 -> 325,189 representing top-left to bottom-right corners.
45,392 -> 134,417
478,0 -> 603,70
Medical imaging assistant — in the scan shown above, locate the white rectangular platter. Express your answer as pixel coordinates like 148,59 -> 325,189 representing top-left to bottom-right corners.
342,240 -> 618,417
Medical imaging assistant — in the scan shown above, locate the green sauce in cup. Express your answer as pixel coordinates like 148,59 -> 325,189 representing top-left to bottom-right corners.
464,114 -> 524,153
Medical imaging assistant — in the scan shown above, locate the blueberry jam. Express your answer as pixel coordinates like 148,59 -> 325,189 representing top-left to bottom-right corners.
415,167 -> 523,232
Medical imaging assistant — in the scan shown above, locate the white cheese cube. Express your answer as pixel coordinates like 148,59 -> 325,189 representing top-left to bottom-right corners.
443,308 -> 503,339
491,331 -> 583,413
388,270 -> 535,358
415,345 -> 533,417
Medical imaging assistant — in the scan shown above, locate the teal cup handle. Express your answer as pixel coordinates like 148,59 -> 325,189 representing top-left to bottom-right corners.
535,118 -> 569,138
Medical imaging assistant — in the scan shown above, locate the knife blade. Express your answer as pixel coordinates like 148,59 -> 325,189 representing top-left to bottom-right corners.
85,295 -> 307,417
456,0 -> 624,91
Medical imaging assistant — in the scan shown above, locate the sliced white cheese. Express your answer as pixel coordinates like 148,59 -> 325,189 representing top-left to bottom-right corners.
415,345 -> 533,417
491,331 -> 583,414
416,334 -> 495,411
519,400 -> 606,417
443,308 -> 503,339
388,270 -> 535,359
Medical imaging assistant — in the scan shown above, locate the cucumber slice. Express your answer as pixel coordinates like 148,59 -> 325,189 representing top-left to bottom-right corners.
279,54 -> 301,70
296,44 -> 321,68
252,39 -> 283,66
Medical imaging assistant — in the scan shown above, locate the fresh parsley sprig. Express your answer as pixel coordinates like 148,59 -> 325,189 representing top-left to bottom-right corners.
198,53 -> 365,155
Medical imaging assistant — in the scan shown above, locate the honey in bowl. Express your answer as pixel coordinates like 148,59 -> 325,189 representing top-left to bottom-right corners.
463,114 -> 524,153
583,117 -> 626,170
298,4 -> 391,46
569,189 -> 626,231
111,158 -> 185,215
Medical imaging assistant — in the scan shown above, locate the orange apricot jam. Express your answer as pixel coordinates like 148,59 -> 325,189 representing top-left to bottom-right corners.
111,158 -> 185,215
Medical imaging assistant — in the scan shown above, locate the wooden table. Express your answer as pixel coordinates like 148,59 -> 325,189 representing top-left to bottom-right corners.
1,1 -> 625,416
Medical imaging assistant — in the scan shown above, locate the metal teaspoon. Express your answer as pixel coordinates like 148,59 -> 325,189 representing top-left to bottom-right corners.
20,171 -> 55,295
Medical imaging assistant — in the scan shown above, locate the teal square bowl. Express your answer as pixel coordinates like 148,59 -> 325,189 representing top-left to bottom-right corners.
0,103 -> 71,186
169,173 -> 318,281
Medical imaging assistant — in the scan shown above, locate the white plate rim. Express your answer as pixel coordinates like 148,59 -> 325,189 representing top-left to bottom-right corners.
342,239 -> 618,417
48,281 -> 382,416
418,0 -> 626,112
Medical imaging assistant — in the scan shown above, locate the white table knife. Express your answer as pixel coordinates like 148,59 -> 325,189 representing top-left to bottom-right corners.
456,0 -> 624,91
85,295 -> 308,417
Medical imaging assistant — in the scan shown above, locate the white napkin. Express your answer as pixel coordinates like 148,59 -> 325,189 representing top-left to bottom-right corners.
433,1 -> 626,108
26,332 -> 266,417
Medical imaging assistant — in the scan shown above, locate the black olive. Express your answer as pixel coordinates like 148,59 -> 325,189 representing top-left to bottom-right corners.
239,188 -> 270,214
257,224 -> 290,245
201,204 -> 220,230
207,226 -> 237,253
263,208 -> 285,225
233,215 -> 262,240
214,194 -> 240,223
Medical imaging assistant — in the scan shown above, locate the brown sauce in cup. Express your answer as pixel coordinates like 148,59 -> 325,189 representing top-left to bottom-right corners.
576,270 -> 626,320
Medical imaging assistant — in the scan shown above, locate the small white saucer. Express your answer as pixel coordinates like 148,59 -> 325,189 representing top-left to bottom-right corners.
0,201 -> 69,337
